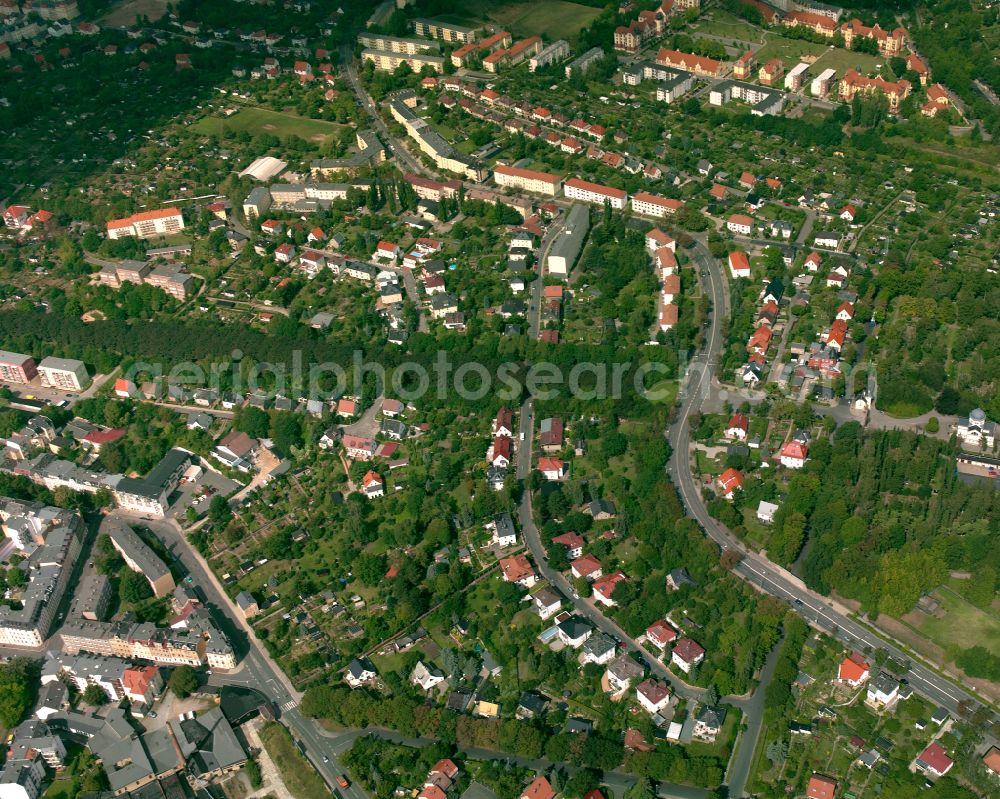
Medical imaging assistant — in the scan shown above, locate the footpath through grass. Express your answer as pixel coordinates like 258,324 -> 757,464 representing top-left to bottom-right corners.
260,721 -> 334,799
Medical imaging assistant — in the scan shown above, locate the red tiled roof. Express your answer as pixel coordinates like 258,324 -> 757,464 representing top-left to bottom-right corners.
838,653 -> 869,682
918,742 -> 953,774
83,428 -> 126,445
521,777 -> 555,799
806,775 -> 837,799
673,638 -> 705,663
718,468 -> 743,494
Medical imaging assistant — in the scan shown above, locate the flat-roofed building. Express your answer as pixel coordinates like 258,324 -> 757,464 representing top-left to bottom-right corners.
362,48 -> 445,73
413,18 -> 478,43
0,351 -> 37,384
546,204 -> 590,277
357,33 -> 439,54
111,447 -> 189,519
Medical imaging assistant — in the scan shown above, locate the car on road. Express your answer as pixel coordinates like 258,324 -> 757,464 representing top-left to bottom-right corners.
323,756 -> 329,763
336,775 -> 350,789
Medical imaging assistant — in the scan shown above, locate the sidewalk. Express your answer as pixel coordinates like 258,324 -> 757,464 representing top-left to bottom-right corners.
245,717 -> 295,799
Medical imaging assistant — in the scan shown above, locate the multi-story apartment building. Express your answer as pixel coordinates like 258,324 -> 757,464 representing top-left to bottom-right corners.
36,356 -> 89,391
242,186 -> 272,219
656,48 -> 725,78
630,192 -> 682,218
357,33 -> 439,55
361,48 -> 445,73
0,499 -> 83,647
563,178 -> 627,210
0,350 -> 38,384
309,130 -> 385,177
103,516 -> 176,598
483,36 -> 541,72
106,208 -> 185,240
782,10 -> 837,38
42,652 -> 129,702
565,46 -> 604,78
390,94 -> 488,181
112,447 -> 189,518
60,612 -> 236,669
413,18 -> 478,43
528,39 -> 569,72
839,70 -> 911,113
98,261 -> 191,300
493,164 -> 563,196
841,18 -> 907,57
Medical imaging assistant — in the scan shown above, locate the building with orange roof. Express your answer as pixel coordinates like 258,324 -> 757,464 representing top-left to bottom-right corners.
806,774 -> 838,799
733,50 -> 756,80
921,83 -> 952,117
759,58 -> 784,86
656,48 -> 724,78
728,251 -> 751,279
500,554 -> 536,587
106,207 -> 184,240
494,164 -> 563,196
631,192 -> 682,218
783,10 -> 837,37
838,652 -> 870,686
521,777 -> 555,799
718,468 -> 744,499
841,18 -> 907,57
907,52 -> 929,85
839,69 -> 911,113
564,178 -> 627,209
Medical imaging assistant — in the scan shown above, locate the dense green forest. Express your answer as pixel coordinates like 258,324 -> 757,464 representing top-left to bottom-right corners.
723,423 -> 999,622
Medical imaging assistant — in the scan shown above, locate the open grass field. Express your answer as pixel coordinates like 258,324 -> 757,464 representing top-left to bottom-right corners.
444,0 -> 602,44
100,0 -> 168,27
904,585 -> 1000,654
690,13 -> 766,45
811,46 -> 893,79
748,36 -> 886,79
194,107 -> 345,144
259,722 -> 334,799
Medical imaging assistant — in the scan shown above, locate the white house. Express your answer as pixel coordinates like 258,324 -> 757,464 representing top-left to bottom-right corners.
957,408 -> 996,450
490,513 -> 517,548
636,679 -> 671,714
532,588 -> 562,620
671,639 -> 705,673
346,658 -> 377,688
727,214 -> 753,236
728,251 -> 751,279
411,661 -> 446,692
756,501 -> 779,524
865,672 -> 900,710
605,654 -> 643,694
556,616 -> 593,649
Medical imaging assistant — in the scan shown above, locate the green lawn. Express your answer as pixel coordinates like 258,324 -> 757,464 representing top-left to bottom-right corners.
811,47 -> 895,80
691,14 -> 766,44
748,36 -> 888,80
194,107 -> 345,144
459,0 -> 602,44
904,585 -> 1000,654
259,722 -> 334,799
41,779 -> 77,799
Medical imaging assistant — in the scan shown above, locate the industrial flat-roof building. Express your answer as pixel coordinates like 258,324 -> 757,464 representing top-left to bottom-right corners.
546,204 -> 590,278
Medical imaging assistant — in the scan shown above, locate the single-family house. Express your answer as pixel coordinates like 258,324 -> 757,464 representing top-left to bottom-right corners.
671,638 -> 705,673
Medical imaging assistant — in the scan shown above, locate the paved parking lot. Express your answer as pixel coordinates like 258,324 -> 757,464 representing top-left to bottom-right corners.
168,463 -> 243,519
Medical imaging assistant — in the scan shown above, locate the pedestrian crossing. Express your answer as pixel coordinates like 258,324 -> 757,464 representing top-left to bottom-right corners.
281,699 -> 297,711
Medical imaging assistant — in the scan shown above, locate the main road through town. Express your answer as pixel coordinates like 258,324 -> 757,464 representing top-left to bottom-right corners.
142,516 -> 368,799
